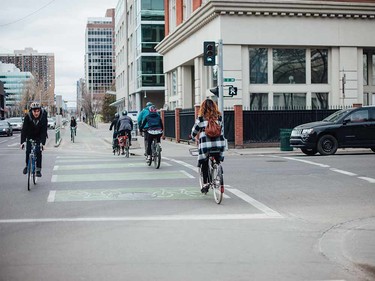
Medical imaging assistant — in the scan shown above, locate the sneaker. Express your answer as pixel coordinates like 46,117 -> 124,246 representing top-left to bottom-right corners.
121,151 -> 125,155
36,171 -> 42,177
201,183 -> 209,194
23,167 -> 27,174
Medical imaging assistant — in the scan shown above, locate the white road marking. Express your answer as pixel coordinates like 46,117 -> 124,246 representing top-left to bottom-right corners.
358,177 -> 375,183
283,157 -> 330,168
0,213 -> 282,224
180,170 -> 195,179
227,188 -> 283,218
164,157 -> 198,172
51,175 -> 57,182
329,168 -> 357,176
7,143 -> 19,147
47,190 -> 56,202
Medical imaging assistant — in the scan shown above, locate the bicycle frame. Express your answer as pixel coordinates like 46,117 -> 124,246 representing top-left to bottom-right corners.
27,140 -> 39,190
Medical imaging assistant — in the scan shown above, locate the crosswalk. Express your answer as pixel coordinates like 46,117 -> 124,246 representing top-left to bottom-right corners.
47,154 -> 283,219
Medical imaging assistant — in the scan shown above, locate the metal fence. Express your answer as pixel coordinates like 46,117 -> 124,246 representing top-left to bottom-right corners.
163,108 -> 342,144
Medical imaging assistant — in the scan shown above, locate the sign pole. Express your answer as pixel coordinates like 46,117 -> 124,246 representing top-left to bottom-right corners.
218,39 -> 224,128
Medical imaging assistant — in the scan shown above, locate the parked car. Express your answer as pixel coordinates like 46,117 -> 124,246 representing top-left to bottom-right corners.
290,106 -> 375,155
0,120 -> 13,136
7,117 -> 23,131
48,117 -> 56,129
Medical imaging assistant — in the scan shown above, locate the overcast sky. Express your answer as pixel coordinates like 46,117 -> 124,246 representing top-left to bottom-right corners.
0,0 -> 118,107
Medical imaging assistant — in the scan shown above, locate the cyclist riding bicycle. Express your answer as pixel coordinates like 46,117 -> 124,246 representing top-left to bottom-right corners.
137,101 -> 153,156
116,110 -> 133,155
20,102 -> 48,177
139,105 -> 163,162
70,116 -> 77,140
191,99 -> 225,193
109,112 -> 120,153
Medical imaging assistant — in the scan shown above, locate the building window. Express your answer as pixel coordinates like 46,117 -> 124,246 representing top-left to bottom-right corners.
312,92 -> 328,109
250,93 -> 268,110
363,53 -> 368,85
311,49 -> 328,84
171,70 -> 177,96
141,24 -> 165,53
273,93 -> 306,109
363,92 -> 369,106
249,48 -> 268,84
273,49 -> 306,84
183,0 -> 193,20
141,0 -> 164,20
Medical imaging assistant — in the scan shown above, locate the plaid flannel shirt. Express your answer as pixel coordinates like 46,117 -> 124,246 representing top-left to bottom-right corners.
191,116 -> 225,164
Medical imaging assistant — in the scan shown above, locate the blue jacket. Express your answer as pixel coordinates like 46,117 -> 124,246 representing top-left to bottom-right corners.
137,106 -> 150,129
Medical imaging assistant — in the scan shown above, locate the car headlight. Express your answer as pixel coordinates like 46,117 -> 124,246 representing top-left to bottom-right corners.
302,128 -> 314,135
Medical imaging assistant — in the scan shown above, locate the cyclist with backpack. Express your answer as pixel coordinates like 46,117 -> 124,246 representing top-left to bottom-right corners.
191,99 -> 225,193
20,102 -> 48,177
139,105 -> 163,162
116,110 -> 133,155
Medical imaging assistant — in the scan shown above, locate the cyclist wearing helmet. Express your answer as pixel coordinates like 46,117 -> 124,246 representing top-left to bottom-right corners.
70,116 -> 77,140
137,101 -> 153,156
20,102 -> 48,177
139,106 -> 163,162
116,110 -> 133,154
109,112 -> 120,152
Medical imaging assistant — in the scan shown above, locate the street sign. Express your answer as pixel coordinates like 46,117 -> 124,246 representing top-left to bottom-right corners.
224,78 -> 235,82
228,86 -> 237,96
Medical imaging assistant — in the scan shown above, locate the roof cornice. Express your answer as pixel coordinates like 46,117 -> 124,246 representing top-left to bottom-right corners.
156,0 -> 375,54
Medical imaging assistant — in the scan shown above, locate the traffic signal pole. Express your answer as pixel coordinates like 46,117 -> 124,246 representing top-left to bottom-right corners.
218,39 -> 224,120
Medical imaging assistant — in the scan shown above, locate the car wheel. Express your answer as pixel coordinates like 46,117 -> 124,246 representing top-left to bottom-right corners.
317,135 -> 338,155
301,148 -> 318,156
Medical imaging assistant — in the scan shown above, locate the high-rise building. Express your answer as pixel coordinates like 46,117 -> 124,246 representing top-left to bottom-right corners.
114,0 -> 165,112
0,48 -> 55,107
85,9 -> 115,99
0,62 -> 34,116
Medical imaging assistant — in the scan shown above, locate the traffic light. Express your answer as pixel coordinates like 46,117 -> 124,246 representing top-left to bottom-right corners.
210,86 -> 219,97
203,41 -> 216,66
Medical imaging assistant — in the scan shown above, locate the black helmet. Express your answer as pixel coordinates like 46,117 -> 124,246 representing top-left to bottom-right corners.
122,110 -> 127,116
30,102 -> 41,110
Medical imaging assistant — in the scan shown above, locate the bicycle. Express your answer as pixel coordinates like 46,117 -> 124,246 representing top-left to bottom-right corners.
189,147 -> 224,204
113,137 -> 120,155
147,137 -> 162,169
70,126 -> 76,143
118,134 -> 130,158
26,139 -> 40,191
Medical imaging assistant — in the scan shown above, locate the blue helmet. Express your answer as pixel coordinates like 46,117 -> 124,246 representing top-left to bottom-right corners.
122,110 -> 128,116
146,102 -> 153,107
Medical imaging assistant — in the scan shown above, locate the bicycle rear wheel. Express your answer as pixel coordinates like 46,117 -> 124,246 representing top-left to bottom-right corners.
212,164 -> 224,204
154,143 -> 161,169
125,138 -> 130,158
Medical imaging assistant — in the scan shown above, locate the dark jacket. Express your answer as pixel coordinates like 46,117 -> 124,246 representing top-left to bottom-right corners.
116,115 -> 133,132
140,112 -> 163,131
21,109 -> 48,145
70,118 -> 77,127
109,116 -> 119,131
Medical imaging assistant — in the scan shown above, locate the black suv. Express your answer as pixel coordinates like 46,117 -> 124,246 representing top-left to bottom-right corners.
290,106 -> 375,155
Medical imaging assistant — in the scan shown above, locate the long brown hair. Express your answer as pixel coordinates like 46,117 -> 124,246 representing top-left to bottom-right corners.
198,99 -> 221,120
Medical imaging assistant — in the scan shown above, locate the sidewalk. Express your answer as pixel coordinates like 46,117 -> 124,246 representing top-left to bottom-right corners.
90,121 -> 295,157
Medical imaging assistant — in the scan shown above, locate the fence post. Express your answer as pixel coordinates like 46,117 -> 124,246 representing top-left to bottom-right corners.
160,109 -> 165,139
234,105 -> 244,148
175,107 -> 181,143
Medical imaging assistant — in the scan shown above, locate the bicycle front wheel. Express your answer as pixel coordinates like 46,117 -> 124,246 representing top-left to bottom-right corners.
212,164 -> 224,204
27,155 -> 32,191
154,144 -> 161,169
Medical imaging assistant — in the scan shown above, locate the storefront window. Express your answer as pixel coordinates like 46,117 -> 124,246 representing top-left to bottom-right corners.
311,49 -> 328,84
250,93 -> 268,110
273,93 -> 306,109
312,92 -> 328,109
273,49 -> 306,84
249,48 -> 268,84
363,54 -> 368,85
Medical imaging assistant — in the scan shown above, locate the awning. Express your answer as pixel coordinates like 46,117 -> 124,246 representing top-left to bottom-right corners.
109,97 -> 125,107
